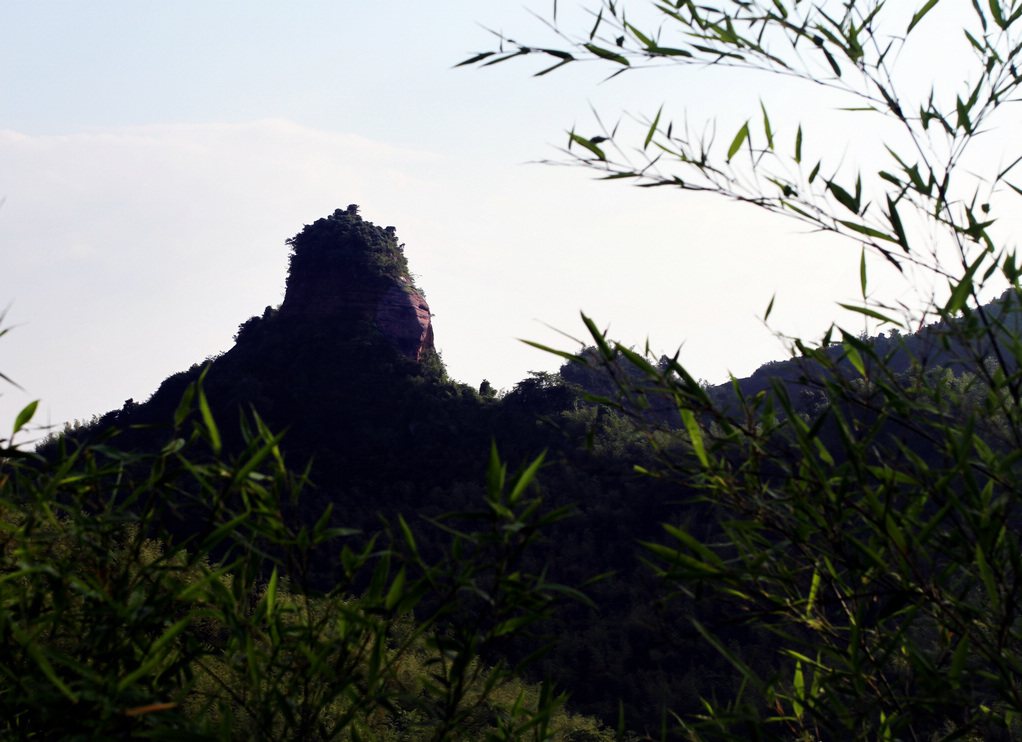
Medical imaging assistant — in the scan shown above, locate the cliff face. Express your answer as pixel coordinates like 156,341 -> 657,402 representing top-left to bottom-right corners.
278,205 -> 434,360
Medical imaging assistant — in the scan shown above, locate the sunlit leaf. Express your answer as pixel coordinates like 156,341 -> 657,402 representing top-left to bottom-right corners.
837,303 -> 903,326
844,345 -> 866,376
860,247 -> 867,299
727,121 -> 750,160
197,383 -> 222,456
385,567 -> 406,611
508,452 -> 545,505
680,408 -> 709,467
793,661 -> 805,720
644,105 -> 662,150
12,400 -> 38,435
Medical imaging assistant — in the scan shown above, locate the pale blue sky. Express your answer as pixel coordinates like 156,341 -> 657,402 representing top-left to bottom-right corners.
0,1 -> 981,434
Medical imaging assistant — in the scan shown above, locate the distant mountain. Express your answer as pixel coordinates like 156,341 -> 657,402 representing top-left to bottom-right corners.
81,206 -> 495,514
724,290 -> 1022,400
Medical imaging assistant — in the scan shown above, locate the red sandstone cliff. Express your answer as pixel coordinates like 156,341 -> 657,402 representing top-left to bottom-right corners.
278,206 -> 434,360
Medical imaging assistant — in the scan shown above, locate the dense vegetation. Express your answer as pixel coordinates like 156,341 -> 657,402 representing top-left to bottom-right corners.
286,204 -> 415,290
460,0 -> 1022,738
3,371 -> 622,740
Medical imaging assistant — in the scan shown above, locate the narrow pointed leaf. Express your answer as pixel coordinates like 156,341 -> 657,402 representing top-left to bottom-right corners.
761,101 -> 774,150
908,0 -> 941,32
644,105 -> 663,150
583,43 -> 630,65
727,121 -> 750,160
13,400 -> 38,435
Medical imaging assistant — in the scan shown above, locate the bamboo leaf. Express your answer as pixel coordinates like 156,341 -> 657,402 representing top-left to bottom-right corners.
945,253 -> 983,315
117,618 -> 192,691
568,131 -> 607,160
624,21 -> 652,47
976,543 -> 1000,609
837,303 -> 903,326
174,383 -> 196,428
908,0 -> 941,32
12,400 -> 38,435
990,0 -> 1006,29
589,7 -> 603,40
822,47 -> 842,76
886,196 -> 909,252
646,45 -> 692,57
508,452 -> 545,506
662,524 -> 725,568
964,28 -> 985,51
956,95 -> 973,133
266,566 -> 278,616
838,219 -> 898,242
385,567 -> 407,611
539,48 -> 574,61
844,345 -> 867,376
398,514 -> 420,561
534,59 -> 572,76
680,408 -> 709,467
455,52 -> 496,67
761,101 -> 774,150
727,121 -> 750,160
26,643 -> 78,702
644,105 -> 662,150
197,384 -> 222,456
827,180 -> 860,213
583,43 -> 630,65
792,661 -> 805,720
860,247 -> 867,299
805,569 -> 822,618
950,635 -> 971,680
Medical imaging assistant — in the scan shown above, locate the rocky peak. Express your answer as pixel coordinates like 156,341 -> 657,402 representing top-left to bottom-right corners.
279,205 -> 434,360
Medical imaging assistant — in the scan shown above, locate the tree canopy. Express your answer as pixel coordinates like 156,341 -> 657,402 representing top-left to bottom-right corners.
286,204 -> 414,288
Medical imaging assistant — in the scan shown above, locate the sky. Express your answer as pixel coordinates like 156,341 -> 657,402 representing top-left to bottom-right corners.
0,0 -> 997,436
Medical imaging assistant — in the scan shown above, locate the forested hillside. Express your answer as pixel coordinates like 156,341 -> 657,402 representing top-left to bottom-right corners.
33,206 -> 715,729
20,199 -> 1022,738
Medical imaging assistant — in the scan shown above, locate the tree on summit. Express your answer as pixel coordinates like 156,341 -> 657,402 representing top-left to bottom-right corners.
285,204 -> 412,286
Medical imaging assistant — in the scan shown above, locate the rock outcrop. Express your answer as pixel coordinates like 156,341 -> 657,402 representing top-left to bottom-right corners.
278,205 -> 434,360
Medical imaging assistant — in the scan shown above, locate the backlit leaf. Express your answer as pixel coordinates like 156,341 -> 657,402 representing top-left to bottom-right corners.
727,121 -> 750,160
